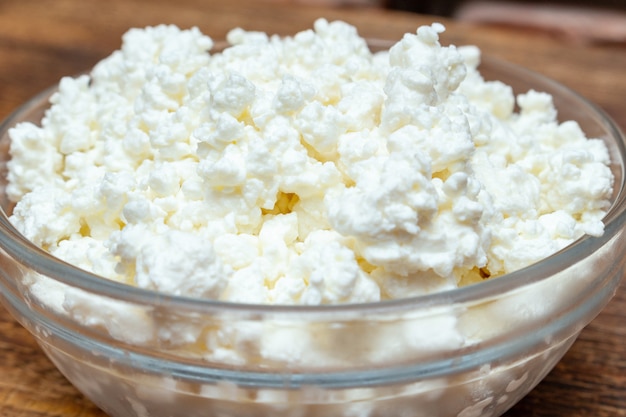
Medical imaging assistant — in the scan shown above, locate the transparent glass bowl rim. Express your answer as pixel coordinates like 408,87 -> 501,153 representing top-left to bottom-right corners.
0,51 -> 625,317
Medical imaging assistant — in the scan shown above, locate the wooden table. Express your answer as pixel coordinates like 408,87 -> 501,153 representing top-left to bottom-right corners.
0,1 -> 625,416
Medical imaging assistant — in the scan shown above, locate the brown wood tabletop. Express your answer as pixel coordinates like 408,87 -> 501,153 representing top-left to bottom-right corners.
0,0 -> 625,416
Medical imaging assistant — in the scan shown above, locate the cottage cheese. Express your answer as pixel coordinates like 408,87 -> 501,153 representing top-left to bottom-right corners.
7,20 -> 612,306
5,19 -> 617,417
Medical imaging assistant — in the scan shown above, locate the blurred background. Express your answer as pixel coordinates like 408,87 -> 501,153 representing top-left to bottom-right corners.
273,0 -> 626,45
389,0 -> 625,17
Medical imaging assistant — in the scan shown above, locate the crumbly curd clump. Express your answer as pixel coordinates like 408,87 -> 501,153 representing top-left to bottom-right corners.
7,19 -> 613,305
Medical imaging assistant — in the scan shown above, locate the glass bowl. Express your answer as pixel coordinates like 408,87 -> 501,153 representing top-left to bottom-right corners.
0,53 -> 625,417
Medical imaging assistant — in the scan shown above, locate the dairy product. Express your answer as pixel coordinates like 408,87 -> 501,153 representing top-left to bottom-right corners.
7,20 -> 613,305
3,18 -> 618,417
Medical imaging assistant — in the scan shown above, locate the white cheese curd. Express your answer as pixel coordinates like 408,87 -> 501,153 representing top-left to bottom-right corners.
5,19 -> 615,417
7,19 -> 612,303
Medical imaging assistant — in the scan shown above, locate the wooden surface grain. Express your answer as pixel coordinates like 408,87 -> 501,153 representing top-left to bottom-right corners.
0,1 -> 625,416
